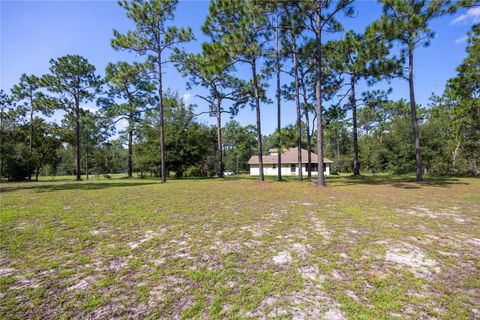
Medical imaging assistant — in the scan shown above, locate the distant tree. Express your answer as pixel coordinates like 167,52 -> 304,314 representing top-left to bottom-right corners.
300,0 -> 355,186
43,55 -> 102,181
326,30 -> 401,175
203,0 -> 271,181
11,74 -> 55,153
173,42 -> 245,178
371,0 -> 452,181
80,111 -> 110,180
223,120 -> 257,173
428,24 -> 479,175
282,4 -> 306,181
0,91 -> 10,177
265,2 -> 287,181
112,0 -> 194,182
324,104 -> 349,171
101,61 -> 155,178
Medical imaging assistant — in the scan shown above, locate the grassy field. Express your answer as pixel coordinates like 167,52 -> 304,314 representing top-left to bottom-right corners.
1,176 -> 479,319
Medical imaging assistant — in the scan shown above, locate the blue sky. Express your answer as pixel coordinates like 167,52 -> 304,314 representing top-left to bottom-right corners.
1,1 -> 478,135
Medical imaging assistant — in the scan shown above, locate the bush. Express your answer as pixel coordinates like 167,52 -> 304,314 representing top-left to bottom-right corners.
184,165 -> 202,177
103,174 -> 112,179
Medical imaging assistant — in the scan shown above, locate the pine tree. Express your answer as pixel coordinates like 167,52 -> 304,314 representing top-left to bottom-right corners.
371,0 -> 452,181
112,0 -> 193,182
203,0 -> 271,181
43,55 -> 101,181
101,61 -> 155,178
326,30 -> 401,175
173,42 -> 246,178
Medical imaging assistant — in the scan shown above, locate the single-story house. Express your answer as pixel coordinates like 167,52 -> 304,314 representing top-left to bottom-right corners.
248,147 -> 333,176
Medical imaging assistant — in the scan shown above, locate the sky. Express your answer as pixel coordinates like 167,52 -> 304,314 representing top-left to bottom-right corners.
1,1 -> 479,135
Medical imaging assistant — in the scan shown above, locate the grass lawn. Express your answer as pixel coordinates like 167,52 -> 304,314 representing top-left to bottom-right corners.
1,176 -> 479,319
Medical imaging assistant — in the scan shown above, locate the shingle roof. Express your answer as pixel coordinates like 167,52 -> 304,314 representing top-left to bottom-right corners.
248,147 -> 333,165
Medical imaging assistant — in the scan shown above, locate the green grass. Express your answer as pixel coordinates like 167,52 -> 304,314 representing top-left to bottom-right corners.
1,175 -> 479,319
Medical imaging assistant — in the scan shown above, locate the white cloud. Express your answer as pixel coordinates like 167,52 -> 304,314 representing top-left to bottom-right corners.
118,119 -> 128,129
181,93 -> 191,103
451,7 -> 480,25
81,105 -> 99,113
454,35 -> 468,45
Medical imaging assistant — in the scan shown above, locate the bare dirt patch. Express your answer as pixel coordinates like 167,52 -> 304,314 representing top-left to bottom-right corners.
385,242 -> 440,278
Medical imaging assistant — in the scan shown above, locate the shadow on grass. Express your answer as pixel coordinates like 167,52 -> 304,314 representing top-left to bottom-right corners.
325,175 -> 469,188
0,181 -> 158,193
0,174 -> 470,193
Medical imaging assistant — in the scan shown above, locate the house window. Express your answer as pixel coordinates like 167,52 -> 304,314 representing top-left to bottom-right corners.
273,164 -> 276,169
290,164 -> 296,172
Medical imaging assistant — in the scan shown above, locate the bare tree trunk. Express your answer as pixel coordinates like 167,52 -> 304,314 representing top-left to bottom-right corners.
75,99 -> 81,181
305,108 -> 312,181
29,96 -> 33,152
292,36 -> 303,181
275,11 -> 282,181
351,74 -> 359,176
336,131 -> 341,167
29,100 -> 33,181
85,150 -> 89,180
0,107 -> 3,178
408,43 -> 422,182
158,51 -> 166,183
236,152 -> 239,174
252,60 -> 264,182
128,115 -> 133,178
452,140 -> 461,173
216,98 -> 224,178
301,72 -> 312,180
315,4 -> 326,187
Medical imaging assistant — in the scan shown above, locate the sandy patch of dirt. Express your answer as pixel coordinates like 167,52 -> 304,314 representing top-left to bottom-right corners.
128,230 -> 162,249
292,243 -> 311,259
0,267 -> 16,276
399,206 -> 471,224
240,225 -> 266,237
308,215 -> 332,241
298,265 -> 325,282
67,275 -> 99,292
9,278 -> 40,290
272,251 -> 292,265
467,238 -> 480,247
385,242 -> 440,278
245,286 -> 345,319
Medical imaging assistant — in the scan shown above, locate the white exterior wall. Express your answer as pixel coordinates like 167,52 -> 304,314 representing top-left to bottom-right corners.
249,164 -> 331,176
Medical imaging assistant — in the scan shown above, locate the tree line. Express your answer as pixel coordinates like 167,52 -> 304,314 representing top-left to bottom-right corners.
0,0 -> 478,184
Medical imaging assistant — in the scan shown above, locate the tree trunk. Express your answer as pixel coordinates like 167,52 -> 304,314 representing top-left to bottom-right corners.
85,150 -> 89,180
216,98 -> 224,178
236,152 -> 239,174
158,51 -> 166,183
315,4 -> 326,187
29,97 -> 33,153
75,99 -> 81,181
252,60 -> 264,182
0,107 -> 3,177
351,74 -> 360,176
304,103 -> 312,181
128,115 -> 133,178
408,43 -> 422,182
301,74 -> 312,180
275,11 -> 282,181
335,130 -> 342,172
292,35 -> 303,181
452,140 -> 461,173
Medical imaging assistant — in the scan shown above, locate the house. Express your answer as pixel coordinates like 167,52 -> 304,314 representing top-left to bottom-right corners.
248,147 -> 333,176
